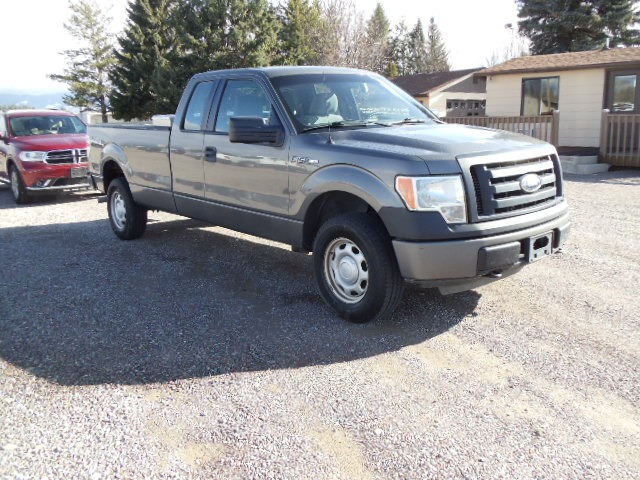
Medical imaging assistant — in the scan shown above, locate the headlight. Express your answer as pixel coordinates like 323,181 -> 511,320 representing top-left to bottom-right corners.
395,175 -> 467,224
19,151 -> 47,162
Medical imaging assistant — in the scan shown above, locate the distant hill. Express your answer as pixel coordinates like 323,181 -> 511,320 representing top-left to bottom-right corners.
0,92 -> 68,110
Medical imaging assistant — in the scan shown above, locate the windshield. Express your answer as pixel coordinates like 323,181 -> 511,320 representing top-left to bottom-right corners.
271,72 -> 437,133
9,115 -> 87,137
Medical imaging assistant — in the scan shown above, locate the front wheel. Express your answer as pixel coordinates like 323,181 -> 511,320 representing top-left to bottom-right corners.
107,177 -> 147,240
313,212 -> 404,323
9,165 -> 30,204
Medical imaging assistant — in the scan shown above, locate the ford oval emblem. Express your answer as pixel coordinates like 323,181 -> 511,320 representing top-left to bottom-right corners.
520,173 -> 542,193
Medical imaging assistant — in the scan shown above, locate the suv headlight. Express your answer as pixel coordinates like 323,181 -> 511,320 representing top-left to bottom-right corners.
395,175 -> 467,224
19,151 -> 47,162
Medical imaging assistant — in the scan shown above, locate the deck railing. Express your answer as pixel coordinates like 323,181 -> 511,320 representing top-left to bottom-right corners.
600,111 -> 640,167
442,111 -> 559,146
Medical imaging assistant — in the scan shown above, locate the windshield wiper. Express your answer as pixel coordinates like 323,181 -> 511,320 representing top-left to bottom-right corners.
302,120 -> 378,132
386,118 -> 427,126
302,121 -> 350,132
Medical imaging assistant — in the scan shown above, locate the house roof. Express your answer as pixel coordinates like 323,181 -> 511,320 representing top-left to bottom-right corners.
391,68 -> 481,96
478,47 -> 640,76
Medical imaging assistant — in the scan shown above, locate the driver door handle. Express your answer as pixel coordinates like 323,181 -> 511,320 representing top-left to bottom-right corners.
205,146 -> 217,162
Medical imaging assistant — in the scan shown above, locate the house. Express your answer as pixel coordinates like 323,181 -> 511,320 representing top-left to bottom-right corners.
476,47 -> 640,168
392,68 -> 486,117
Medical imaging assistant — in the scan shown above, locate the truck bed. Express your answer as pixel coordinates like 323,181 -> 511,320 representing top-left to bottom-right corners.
88,123 -> 173,198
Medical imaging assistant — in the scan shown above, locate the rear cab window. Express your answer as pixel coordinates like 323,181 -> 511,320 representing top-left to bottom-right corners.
182,81 -> 217,131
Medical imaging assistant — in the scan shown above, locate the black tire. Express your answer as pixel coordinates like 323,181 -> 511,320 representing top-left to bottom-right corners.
313,212 -> 404,323
107,177 -> 147,240
9,165 -> 30,204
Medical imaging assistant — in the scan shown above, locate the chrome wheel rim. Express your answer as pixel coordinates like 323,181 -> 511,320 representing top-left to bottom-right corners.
10,169 -> 19,199
110,190 -> 127,230
324,237 -> 369,304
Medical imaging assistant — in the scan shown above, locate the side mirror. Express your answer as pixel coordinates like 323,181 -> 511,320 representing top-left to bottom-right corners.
0,132 -> 8,143
229,117 -> 284,147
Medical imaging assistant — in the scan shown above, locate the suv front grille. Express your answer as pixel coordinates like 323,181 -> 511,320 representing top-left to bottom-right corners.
461,153 -> 562,222
44,149 -> 88,164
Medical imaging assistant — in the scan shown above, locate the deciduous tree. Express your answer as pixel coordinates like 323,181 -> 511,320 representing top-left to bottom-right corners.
317,0 -> 367,67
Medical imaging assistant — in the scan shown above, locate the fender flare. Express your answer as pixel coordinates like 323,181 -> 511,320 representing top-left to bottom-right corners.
294,164 -> 405,217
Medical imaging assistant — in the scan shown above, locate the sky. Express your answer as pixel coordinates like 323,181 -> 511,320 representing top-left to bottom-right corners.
1,0 -> 520,94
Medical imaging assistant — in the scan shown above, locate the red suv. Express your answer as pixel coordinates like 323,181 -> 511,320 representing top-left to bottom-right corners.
0,109 -> 91,203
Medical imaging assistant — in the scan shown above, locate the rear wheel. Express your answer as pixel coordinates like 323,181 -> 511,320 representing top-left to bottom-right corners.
107,177 -> 147,240
313,212 -> 404,323
9,165 -> 29,204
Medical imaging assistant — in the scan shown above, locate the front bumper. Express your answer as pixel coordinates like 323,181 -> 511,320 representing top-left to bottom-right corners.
25,177 -> 91,193
392,211 -> 570,292
22,163 -> 92,193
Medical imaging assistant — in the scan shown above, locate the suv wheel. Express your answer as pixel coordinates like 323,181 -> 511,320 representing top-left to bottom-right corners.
313,212 -> 404,322
9,166 -> 30,204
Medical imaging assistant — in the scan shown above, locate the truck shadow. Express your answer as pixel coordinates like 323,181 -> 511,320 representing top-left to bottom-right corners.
0,213 -> 479,386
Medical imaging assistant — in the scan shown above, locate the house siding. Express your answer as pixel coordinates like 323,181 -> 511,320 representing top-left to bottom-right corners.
485,69 -> 605,147
442,76 -> 486,94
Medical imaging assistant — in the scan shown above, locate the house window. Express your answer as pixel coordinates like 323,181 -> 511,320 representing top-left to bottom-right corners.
607,71 -> 640,113
521,77 -> 559,116
445,99 -> 486,117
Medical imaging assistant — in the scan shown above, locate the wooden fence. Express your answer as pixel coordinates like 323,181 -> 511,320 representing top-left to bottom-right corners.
442,111 -> 559,146
600,111 -> 640,167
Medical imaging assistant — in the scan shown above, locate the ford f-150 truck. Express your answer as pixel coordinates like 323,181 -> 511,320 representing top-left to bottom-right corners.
88,66 -> 570,322
0,109 -> 91,203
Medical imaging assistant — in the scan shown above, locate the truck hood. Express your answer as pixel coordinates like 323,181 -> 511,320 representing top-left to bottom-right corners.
11,134 -> 89,151
329,123 -> 553,161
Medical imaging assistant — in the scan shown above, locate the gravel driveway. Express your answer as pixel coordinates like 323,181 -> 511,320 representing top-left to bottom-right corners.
1,170 -> 639,479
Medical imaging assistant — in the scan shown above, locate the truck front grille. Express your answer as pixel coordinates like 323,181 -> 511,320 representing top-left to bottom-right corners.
461,153 -> 562,222
44,149 -> 88,164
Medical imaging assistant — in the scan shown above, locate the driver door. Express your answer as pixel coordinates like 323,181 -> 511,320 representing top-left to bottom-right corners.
203,78 -> 290,215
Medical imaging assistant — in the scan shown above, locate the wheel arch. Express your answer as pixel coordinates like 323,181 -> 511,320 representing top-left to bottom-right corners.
6,158 -> 18,173
97,140 -> 130,192
299,165 -> 403,251
303,191 -> 374,250
102,158 -> 125,192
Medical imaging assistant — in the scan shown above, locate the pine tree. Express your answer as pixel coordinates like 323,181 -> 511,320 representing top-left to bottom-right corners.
109,0 -> 178,120
277,0 -> 323,65
364,3 -> 391,74
599,0 -> 640,47
171,0 -> 224,79
49,0 -> 115,122
388,21 -> 410,76
407,19 -> 428,74
517,0 -> 640,55
425,17 -> 450,73
213,0 -> 279,69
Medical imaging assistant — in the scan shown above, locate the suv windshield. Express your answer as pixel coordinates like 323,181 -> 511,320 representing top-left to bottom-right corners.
270,72 -> 436,133
9,115 -> 87,137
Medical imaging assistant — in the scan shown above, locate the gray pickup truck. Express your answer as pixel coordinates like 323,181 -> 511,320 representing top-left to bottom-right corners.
88,66 -> 570,322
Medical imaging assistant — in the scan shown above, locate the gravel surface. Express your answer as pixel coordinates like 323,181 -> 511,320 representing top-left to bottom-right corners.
1,170 -> 639,479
